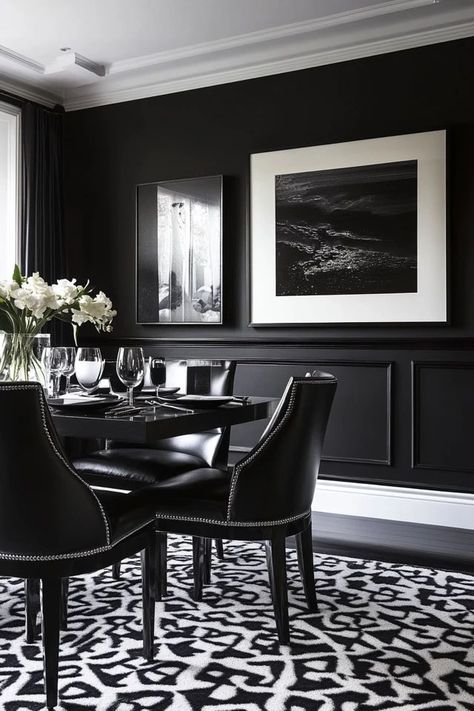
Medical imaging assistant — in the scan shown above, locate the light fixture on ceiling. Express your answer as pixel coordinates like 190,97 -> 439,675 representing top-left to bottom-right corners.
44,49 -> 106,78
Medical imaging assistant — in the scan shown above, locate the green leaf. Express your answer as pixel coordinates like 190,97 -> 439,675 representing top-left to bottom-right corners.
0,310 -> 13,332
12,264 -> 23,287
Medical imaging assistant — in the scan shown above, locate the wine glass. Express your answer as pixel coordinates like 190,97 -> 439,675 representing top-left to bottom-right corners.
61,347 -> 76,394
75,348 -> 103,395
42,347 -> 65,398
149,357 -> 166,396
116,347 -> 144,406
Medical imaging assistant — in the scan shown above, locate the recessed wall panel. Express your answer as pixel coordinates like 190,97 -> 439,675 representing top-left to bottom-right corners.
231,362 -> 391,465
413,363 -> 474,472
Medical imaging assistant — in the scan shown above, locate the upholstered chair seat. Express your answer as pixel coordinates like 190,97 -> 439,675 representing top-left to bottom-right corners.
74,446 -> 209,489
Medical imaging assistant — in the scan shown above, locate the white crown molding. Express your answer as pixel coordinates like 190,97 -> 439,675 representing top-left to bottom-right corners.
63,18 -> 474,111
0,75 -> 62,108
109,0 -> 436,75
0,44 -> 43,74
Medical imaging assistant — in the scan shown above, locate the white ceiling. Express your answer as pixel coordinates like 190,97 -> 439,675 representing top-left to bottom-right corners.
0,0 -> 473,111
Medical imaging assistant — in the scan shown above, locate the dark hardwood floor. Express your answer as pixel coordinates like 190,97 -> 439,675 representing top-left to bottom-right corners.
300,512 -> 474,575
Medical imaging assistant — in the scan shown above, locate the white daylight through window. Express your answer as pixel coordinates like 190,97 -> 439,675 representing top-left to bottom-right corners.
0,101 -> 20,281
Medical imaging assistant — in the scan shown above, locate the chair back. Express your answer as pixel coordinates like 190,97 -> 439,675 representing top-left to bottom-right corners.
0,382 -> 110,559
110,360 -> 236,468
227,374 -> 336,523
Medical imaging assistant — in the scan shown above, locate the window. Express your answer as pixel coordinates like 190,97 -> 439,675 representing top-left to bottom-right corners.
0,102 -> 20,281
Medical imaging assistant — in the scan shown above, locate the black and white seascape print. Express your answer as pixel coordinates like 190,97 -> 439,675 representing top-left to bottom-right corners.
0,539 -> 473,710
275,160 -> 418,297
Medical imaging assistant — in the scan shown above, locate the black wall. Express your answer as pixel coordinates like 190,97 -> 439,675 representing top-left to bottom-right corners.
63,38 -> 474,494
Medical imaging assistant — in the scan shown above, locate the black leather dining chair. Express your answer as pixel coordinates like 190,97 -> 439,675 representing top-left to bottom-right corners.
0,382 -> 157,709
73,360 -> 236,585
137,374 -> 337,644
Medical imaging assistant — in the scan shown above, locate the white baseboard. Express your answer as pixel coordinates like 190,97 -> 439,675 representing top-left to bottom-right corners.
313,480 -> 474,530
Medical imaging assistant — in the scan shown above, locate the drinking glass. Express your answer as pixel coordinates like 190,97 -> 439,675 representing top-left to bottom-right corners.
116,347 -> 144,406
75,348 -> 103,394
42,347 -> 65,398
61,347 -> 76,393
149,357 -> 166,396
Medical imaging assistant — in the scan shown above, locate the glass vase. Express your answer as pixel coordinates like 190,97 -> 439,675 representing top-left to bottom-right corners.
0,332 -> 51,385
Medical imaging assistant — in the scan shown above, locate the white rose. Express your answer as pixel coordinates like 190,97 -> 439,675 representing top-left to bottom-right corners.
81,293 -> 116,319
53,278 -> 81,305
71,308 -> 93,326
0,280 -> 19,300
72,291 -> 116,330
13,284 -> 59,318
13,287 -> 34,311
93,291 -> 116,319
40,285 -> 60,312
77,295 -> 105,319
25,272 -> 49,291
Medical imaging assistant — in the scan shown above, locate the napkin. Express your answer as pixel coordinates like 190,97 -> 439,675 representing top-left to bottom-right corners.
58,393 -> 110,404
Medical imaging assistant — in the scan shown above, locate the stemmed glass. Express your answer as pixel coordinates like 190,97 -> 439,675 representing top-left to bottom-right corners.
42,347 -> 65,398
116,347 -> 144,406
149,357 -> 166,396
75,348 -> 104,395
61,347 -> 76,394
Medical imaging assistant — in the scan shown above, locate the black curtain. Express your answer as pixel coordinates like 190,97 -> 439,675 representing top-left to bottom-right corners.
19,101 -> 67,342
20,102 -> 65,283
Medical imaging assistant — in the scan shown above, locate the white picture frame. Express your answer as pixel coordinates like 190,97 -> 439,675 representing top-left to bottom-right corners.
250,130 -> 447,325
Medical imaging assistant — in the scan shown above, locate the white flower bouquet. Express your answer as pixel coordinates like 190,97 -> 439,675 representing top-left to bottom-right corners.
0,265 -> 116,381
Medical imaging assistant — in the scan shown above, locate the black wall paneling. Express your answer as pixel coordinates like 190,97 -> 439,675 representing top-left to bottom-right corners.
64,38 -> 474,496
412,361 -> 474,474
231,361 -> 392,466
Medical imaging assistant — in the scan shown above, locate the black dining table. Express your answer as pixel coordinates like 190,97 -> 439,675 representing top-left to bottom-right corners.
51,397 -> 278,443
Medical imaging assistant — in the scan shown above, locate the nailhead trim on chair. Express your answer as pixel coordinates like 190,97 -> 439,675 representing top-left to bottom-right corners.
0,382 -> 113,562
0,545 -> 112,562
156,511 -> 309,527
226,378 -> 335,521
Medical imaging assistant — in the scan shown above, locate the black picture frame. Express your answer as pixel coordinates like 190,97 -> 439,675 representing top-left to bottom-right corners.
136,175 -> 223,325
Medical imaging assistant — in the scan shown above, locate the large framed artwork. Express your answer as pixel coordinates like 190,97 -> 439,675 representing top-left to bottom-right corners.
250,131 -> 447,325
137,175 -> 223,324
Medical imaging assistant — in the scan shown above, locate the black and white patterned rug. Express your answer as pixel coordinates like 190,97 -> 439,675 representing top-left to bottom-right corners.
0,538 -> 473,710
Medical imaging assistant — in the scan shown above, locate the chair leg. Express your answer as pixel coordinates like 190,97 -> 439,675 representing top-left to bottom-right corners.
159,531 -> 168,597
296,523 -> 318,612
60,578 -> 69,630
25,578 -> 40,643
141,539 -> 156,662
265,533 -> 290,645
192,536 -> 205,602
215,539 -> 224,560
111,561 -> 122,579
154,531 -> 167,601
41,577 -> 62,710
203,538 -> 212,585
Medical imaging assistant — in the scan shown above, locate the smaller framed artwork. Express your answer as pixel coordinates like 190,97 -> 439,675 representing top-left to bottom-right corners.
250,130 -> 447,325
137,175 -> 223,324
